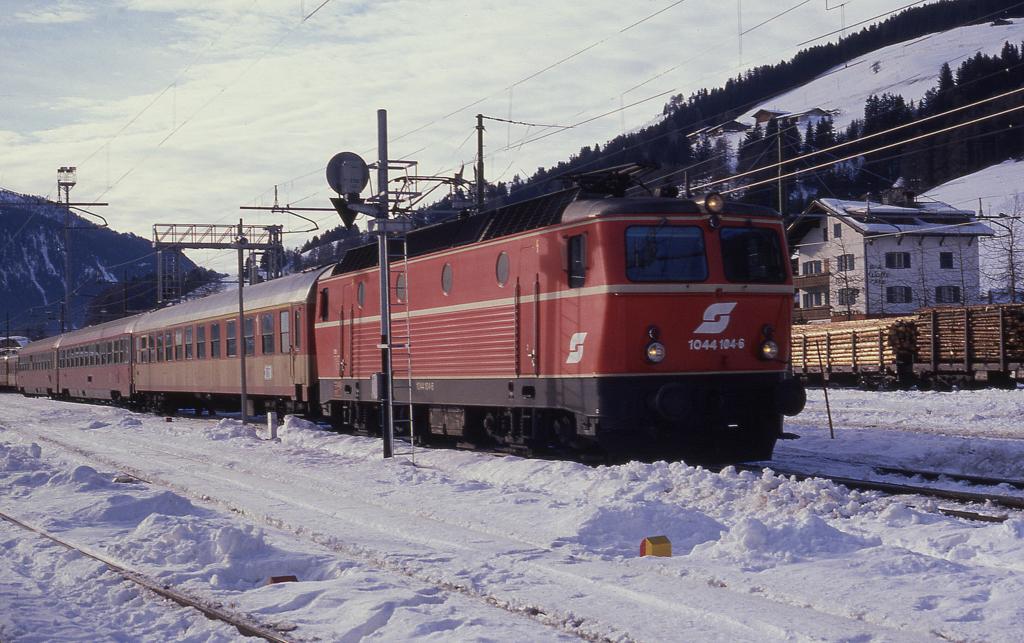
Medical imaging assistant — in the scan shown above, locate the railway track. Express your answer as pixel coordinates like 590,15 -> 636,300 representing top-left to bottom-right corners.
0,508 -> 294,642
742,463 -> 1024,521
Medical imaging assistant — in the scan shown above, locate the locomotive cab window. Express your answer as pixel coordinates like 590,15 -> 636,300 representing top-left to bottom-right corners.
720,227 -> 786,283
567,235 -> 586,288
625,225 -> 706,282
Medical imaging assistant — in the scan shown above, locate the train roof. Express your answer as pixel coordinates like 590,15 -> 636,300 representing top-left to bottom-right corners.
133,267 -> 330,332
332,190 -> 779,276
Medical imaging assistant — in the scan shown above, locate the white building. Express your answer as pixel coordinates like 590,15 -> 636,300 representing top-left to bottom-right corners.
788,195 -> 993,322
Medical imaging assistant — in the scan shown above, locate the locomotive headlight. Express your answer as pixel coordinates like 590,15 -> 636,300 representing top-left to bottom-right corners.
704,192 -> 725,213
645,341 -> 666,363
759,339 -> 780,361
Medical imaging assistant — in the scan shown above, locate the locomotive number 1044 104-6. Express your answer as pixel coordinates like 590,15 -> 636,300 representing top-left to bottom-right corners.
687,338 -> 746,351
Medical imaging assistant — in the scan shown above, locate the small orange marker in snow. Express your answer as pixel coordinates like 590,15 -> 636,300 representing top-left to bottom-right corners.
640,536 -> 672,557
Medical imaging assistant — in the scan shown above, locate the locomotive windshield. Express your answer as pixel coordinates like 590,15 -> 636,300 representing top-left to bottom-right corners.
720,226 -> 786,283
625,225 -> 707,282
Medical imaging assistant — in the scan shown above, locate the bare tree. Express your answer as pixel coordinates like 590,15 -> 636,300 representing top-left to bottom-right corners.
981,193 -> 1024,303
831,236 -> 864,320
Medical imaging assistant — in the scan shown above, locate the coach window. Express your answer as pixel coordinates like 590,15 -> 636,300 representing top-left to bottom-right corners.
357,282 -> 365,308
261,313 -> 274,354
496,252 -> 510,287
625,225 -> 707,282
164,331 -> 173,361
441,263 -> 453,295
226,321 -> 237,357
196,325 -> 206,359
244,316 -> 256,356
156,334 -> 164,362
280,311 -> 290,353
174,329 -> 184,360
294,310 -> 302,349
185,326 -> 194,359
319,288 -> 329,321
211,323 -> 221,358
567,235 -> 586,287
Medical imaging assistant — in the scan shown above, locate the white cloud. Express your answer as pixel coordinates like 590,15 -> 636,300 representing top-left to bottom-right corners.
15,1 -> 91,24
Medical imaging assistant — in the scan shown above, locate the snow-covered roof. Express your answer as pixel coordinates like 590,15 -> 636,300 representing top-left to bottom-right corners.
791,198 -> 994,240
133,267 -> 330,332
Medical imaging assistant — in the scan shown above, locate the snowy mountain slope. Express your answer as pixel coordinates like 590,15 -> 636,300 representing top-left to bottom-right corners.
925,158 -> 1024,215
745,19 -> 1024,130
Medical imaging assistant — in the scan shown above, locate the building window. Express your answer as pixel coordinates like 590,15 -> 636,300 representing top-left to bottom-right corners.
196,325 -> 206,359
836,254 -> 855,272
838,288 -> 859,305
801,288 -> 828,308
939,252 -> 954,269
886,286 -> 913,303
226,320 -> 237,357
801,260 -> 823,275
885,252 -> 911,269
184,326 -> 193,360
935,285 -> 961,303
822,225 -> 828,242
211,323 -> 221,358
833,223 -> 842,238
261,313 -> 274,354
244,316 -> 255,356
280,311 -> 290,353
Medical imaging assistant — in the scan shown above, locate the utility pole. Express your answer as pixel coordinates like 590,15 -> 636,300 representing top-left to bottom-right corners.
476,113 -> 486,210
237,219 -> 249,424
377,109 -> 395,458
58,166 -> 75,333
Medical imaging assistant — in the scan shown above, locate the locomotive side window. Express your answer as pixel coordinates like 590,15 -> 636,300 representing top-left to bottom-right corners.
357,282 -> 365,308
319,288 -> 329,321
226,320 -> 238,357
261,313 -> 274,354
211,323 -> 221,358
496,252 -> 510,287
294,311 -> 302,349
625,226 -> 706,282
720,227 -> 786,284
441,263 -> 453,295
395,273 -> 407,303
567,235 -> 586,288
280,311 -> 290,353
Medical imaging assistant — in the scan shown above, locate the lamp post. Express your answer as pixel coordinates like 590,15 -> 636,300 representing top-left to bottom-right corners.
57,166 -> 77,333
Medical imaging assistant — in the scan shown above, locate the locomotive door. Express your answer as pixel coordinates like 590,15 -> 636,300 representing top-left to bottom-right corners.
519,243 -> 540,376
340,284 -> 353,378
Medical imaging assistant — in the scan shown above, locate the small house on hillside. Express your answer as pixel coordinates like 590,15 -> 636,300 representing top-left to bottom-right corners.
787,195 -> 992,322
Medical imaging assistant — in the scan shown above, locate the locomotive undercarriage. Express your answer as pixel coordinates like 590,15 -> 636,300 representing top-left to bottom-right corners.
320,372 -> 804,463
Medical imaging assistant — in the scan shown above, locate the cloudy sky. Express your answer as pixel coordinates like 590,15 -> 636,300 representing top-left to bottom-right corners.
1,0 -> 928,267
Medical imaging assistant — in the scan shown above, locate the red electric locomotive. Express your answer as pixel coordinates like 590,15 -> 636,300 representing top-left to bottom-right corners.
315,171 -> 805,461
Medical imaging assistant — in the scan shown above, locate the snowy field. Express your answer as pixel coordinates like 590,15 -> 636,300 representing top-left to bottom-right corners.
2,388 -> 1024,641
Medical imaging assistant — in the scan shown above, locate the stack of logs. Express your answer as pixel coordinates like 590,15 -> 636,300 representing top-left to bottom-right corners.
915,304 -> 1024,365
791,318 -> 917,371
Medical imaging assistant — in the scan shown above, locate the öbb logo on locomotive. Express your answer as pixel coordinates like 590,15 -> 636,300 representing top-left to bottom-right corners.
694,302 -> 737,334
566,332 -> 588,364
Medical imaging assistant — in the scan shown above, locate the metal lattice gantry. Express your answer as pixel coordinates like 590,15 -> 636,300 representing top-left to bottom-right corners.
151,223 -> 285,305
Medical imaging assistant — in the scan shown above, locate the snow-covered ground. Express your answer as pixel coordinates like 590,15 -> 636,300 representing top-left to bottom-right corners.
746,19 -> 1024,131
2,388 -> 1024,641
